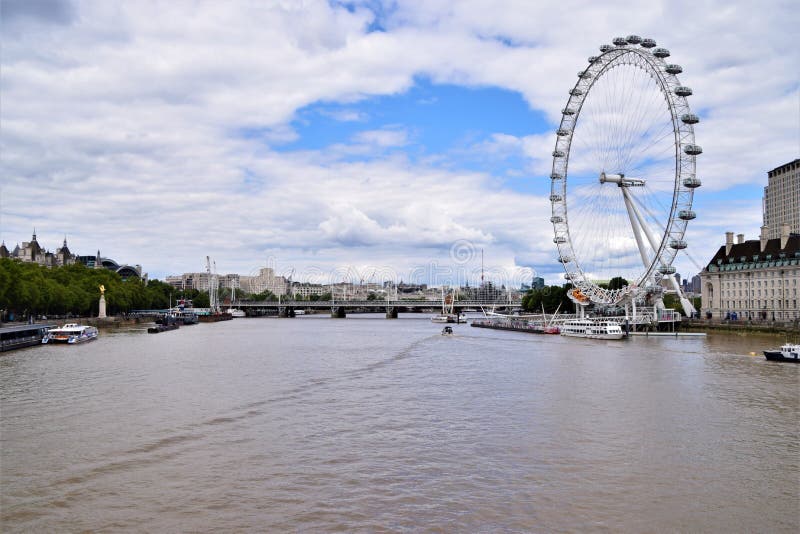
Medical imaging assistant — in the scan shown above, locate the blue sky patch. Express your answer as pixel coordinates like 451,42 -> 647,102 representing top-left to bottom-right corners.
278,78 -> 547,152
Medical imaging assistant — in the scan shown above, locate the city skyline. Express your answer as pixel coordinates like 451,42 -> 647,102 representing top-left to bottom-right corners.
1,0 -> 797,284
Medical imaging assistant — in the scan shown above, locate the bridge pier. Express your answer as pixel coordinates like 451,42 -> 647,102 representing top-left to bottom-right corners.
385,306 -> 398,319
279,307 -> 296,318
331,306 -> 346,318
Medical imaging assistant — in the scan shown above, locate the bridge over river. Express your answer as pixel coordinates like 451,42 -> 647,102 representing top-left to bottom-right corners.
235,299 -> 521,318
133,300 -> 522,319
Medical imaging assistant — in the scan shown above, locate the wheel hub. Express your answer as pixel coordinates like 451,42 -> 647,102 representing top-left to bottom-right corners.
599,172 -> 645,187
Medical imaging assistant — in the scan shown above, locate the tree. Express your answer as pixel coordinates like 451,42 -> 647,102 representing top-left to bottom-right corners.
248,290 -> 276,301
0,258 -> 188,317
522,285 -> 575,314
608,276 -> 629,290
662,293 -> 682,313
192,291 -> 210,308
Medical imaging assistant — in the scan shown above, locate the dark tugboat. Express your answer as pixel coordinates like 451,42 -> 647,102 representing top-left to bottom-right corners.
148,314 -> 180,334
763,343 -> 799,363
148,323 -> 179,334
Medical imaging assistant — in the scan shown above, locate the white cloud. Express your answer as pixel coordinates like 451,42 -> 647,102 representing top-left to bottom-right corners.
352,128 -> 409,147
319,109 -> 369,122
1,0 -> 796,286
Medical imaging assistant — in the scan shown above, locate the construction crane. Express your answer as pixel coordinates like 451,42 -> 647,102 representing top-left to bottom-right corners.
205,256 -> 219,313
287,268 -> 295,298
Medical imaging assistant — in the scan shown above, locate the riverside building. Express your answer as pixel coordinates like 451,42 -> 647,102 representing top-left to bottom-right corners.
700,158 -> 800,322
763,158 -> 799,239
1,231 -> 144,280
239,267 -> 288,296
1,231 -> 76,267
700,226 -> 799,321
166,272 -> 240,292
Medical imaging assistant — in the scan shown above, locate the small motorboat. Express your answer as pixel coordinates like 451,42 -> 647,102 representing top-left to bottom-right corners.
441,326 -> 454,336
763,343 -> 800,363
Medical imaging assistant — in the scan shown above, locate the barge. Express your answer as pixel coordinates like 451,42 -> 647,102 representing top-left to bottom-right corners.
471,318 -> 559,335
1,324 -> 55,352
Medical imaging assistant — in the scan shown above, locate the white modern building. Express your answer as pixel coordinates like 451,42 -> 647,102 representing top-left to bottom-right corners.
763,158 -> 799,239
166,272 -> 239,291
239,267 -> 288,296
292,283 -> 328,299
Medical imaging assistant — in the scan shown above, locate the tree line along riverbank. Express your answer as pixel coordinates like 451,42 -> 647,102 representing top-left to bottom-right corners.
0,259 -> 179,321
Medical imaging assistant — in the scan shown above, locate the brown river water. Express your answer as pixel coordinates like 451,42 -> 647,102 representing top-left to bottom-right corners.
1,315 -> 798,532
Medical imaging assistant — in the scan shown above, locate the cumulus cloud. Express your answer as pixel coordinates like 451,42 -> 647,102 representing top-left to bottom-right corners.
1,0 -> 796,286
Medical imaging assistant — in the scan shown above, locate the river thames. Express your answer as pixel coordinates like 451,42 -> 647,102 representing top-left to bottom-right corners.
1,315 -> 798,532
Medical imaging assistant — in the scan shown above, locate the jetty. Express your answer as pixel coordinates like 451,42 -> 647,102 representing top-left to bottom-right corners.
1,324 -> 55,352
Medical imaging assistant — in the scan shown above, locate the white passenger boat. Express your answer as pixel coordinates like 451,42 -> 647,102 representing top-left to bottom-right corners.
228,308 -> 246,318
560,319 -> 625,340
42,323 -> 99,344
431,288 -> 462,323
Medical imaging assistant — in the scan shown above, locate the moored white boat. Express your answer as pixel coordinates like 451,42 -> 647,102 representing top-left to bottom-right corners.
228,308 -> 246,318
560,319 -> 625,340
42,324 -> 99,344
431,288 -> 462,323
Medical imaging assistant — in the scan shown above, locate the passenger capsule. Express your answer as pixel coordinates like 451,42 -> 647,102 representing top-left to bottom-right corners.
653,47 -> 670,58
675,86 -> 693,97
550,194 -> 563,203
553,236 -> 567,244
562,108 -> 576,116
552,150 -> 566,158
558,256 -> 572,263
678,209 -> 697,220
557,128 -> 571,136
682,177 -> 701,188
665,64 -> 683,74
669,239 -> 688,250
550,172 -> 564,180
569,88 -> 583,96
550,216 -> 564,224
599,44 -> 613,53
577,70 -> 592,79
626,35 -> 642,44
564,272 -> 578,280
683,144 -> 703,155
588,56 -> 599,63
681,113 -> 700,124
658,265 -> 677,275
612,37 -> 628,46
641,38 -> 657,48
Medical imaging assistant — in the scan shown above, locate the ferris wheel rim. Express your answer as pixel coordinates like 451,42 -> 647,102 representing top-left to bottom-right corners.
549,37 -> 700,305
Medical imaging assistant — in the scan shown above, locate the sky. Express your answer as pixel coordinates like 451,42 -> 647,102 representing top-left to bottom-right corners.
1,0 -> 798,288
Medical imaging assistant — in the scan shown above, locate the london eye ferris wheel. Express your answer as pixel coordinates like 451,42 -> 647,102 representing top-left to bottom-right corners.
549,35 -> 701,316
